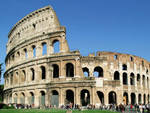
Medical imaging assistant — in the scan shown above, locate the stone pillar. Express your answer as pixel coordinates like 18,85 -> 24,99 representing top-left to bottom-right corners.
60,61 -> 65,78
47,40 -> 51,55
128,93 -> 131,104
105,92 -> 108,105
34,91 -> 39,107
45,93 -> 49,106
36,44 -> 42,57
75,87 -> 80,105
75,58 -> 81,77
49,41 -> 53,54
59,88 -> 63,106
91,87 -> 95,105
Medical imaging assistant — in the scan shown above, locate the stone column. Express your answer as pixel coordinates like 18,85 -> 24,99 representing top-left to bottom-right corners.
75,87 -> 80,105
60,61 -> 65,78
59,88 -> 63,106
36,43 -> 42,57
91,87 -> 95,105
34,90 -> 39,107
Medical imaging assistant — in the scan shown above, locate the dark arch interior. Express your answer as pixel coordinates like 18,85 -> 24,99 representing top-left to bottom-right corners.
131,93 -> 136,105
123,73 -> 128,85
123,92 -> 128,105
41,66 -> 46,79
81,90 -> 90,106
66,90 -> 74,104
66,63 -> 74,77
82,67 -> 89,77
114,71 -> 119,80
97,91 -> 104,104
93,66 -> 103,77
109,91 -> 117,104
53,64 -> 59,78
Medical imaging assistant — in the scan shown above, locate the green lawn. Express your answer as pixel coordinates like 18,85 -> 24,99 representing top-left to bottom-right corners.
0,109 -> 118,113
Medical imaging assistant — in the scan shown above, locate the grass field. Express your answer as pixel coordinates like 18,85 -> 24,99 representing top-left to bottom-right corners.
0,109 -> 118,113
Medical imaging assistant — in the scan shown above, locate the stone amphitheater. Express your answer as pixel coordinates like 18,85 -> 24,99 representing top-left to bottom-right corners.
3,6 -> 150,108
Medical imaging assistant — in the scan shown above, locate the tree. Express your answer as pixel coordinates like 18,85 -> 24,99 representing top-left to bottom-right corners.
0,85 -> 4,102
0,63 -> 3,83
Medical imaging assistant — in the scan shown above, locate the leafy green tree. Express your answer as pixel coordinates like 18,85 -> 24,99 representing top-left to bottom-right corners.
0,63 -> 2,83
0,85 -> 4,102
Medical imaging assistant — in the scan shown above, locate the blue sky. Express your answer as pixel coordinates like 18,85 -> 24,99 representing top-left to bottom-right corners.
1,0 -> 150,84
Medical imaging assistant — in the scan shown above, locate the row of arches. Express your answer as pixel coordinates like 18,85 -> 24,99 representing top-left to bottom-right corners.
113,71 -> 149,88
6,40 -> 60,67
6,90 -> 150,107
82,66 -> 103,77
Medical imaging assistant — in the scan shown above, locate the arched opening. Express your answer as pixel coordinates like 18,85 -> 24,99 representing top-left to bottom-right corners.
53,40 -> 60,53
65,90 -> 74,105
148,94 -> 150,103
123,72 -> 128,85
130,73 -> 135,85
144,94 -> 146,104
122,64 -> 127,70
123,92 -> 128,105
114,55 -> 118,60
40,91 -> 45,106
22,70 -> 26,82
42,42 -> 47,55
66,63 -> 74,77
24,48 -> 28,59
143,75 -> 145,87
130,56 -> 134,62
147,77 -> 149,89
80,89 -> 90,106
20,92 -> 25,104
131,93 -> 136,105
97,91 -> 104,105
138,94 -> 142,104
51,90 -> 59,107
93,66 -> 103,77
14,93 -> 18,104
52,64 -> 59,78
137,74 -> 140,83
32,45 -> 36,57
31,68 -> 35,81
41,66 -> 46,79
108,91 -> 117,104
82,67 -> 89,77
114,71 -> 120,80
9,94 -> 12,104
29,92 -> 34,105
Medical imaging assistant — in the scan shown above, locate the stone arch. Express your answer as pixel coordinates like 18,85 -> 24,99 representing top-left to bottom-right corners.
142,75 -> 145,86
137,74 -> 140,82
143,94 -> 146,104
66,63 -> 74,77
51,90 -> 59,107
22,70 -> 26,83
13,93 -> 18,104
42,42 -> 47,55
122,64 -> 127,70
148,94 -> 150,103
29,92 -> 34,105
108,91 -> 117,104
80,89 -> 90,106
40,91 -> 46,106
41,66 -> 46,79
30,68 -> 35,81
52,64 -> 59,78
32,45 -> 36,57
52,39 -> 60,53
114,71 -> 120,80
82,67 -> 89,77
138,94 -> 142,104
130,73 -> 135,85
131,93 -> 136,105
123,72 -> 128,85
93,66 -> 103,77
24,48 -> 28,59
20,92 -> 25,104
123,92 -> 128,105
65,90 -> 74,104
147,77 -> 149,89
97,91 -> 104,105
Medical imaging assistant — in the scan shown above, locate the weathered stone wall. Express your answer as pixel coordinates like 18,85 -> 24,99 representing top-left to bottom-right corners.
3,6 -> 150,108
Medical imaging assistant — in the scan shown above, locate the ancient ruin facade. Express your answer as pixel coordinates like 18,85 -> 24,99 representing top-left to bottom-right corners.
3,6 -> 150,107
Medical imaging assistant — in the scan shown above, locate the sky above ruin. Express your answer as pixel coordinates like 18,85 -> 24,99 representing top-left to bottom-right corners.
1,0 -> 150,83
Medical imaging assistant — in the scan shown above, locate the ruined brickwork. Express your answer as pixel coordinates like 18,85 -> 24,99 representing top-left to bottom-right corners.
3,6 -> 150,107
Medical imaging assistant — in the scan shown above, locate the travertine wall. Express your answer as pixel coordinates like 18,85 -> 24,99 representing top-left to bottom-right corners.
4,6 -> 150,108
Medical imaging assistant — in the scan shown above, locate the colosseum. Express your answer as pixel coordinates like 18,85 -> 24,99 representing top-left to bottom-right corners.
3,6 -> 150,108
